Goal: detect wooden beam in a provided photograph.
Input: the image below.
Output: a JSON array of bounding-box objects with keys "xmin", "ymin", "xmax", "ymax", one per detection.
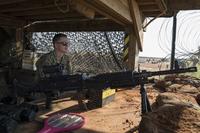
[
  {"xmin": 155, "ymin": 0, "xmax": 167, "ymax": 11},
  {"xmin": 137, "ymin": 0, "xmax": 167, "ymax": 17},
  {"xmin": 142, "ymin": 11, "xmax": 171, "ymax": 17},
  {"xmin": 138, "ymin": 1, "xmax": 155, "ymax": 6},
  {"xmin": 0, "ymin": 0, "xmax": 95, "ymax": 20},
  {"xmin": 167, "ymin": 0, "xmax": 200, "ymax": 10},
  {"xmin": 0, "ymin": 20, "xmax": 21, "ymax": 28},
  {"xmin": 84, "ymin": 0, "xmax": 132, "ymax": 25},
  {"xmin": 0, "ymin": 13, "xmax": 25, "ymax": 27},
  {"xmin": 0, "ymin": 1, "xmax": 56, "ymax": 12},
  {"xmin": 0, "ymin": 0, "xmax": 28, "ymax": 5},
  {"xmin": 6, "ymin": 7, "xmax": 67, "ymax": 16},
  {"xmin": 128, "ymin": 0, "xmax": 143, "ymax": 51},
  {"xmin": 140, "ymin": 4, "xmax": 160, "ymax": 12},
  {"xmin": 71, "ymin": 0, "xmax": 95, "ymax": 19},
  {"xmin": 119, "ymin": 0, "xmax": 129, "ymax": 8},
  {"xmin": 26, "ymin": 19, "xmax": 124, "ymax": 32},
  {"xmin": 143, "ymin": 11, "xmax": 167, "ymax": 17},
  {"xmin": 20, "ymin": 13, "xmax": 85, "ymax": 21}
]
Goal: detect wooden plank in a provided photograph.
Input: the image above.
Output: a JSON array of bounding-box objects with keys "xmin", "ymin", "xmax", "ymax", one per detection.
[
  {"xmin": 20, "ymin": 13, "xmax": 84, "ymax": 21},
  {"xmin": 0, "ymin": 21, "xmax": 21, "ymax": 28},
  {"xmin": 138, "ymin": 1, "xmax": 155, "ymax": 6},
  {"xmin": 140, "ymin": 4, "xmax": 160, "ymax": 12},
  {"xmin": 0, "ymin": 13, "xmax": 25, "ymax": 27},
  {"xmin": 0, "ymin": 13, "xmax": 23, "ymax": 21},
  {"xmin": 143, "ymin": 11, "xmax": 167, "ymax": 17},
  {"xmin": 26, "ymin": 19, "xmax": 124, "ymax": 32},
  {"xmin": 0, "ymin": 1, "xmax": 56, "ymax": 12},
  {"xmin": 128, "ymin": 0, "xmax": 143, "ymax": 51},
  {"xmin": 138, "ymin": 0, "xmax": 167, "ymax": 16},
  {"xmin": 6, "ymin": 7, "xmax": 67, "ymax": 16},
  {"xmin": 167, "ymin": 0, "xmax": 200, "ymax": 10},
  {"xmin": 24, "ymin": 13, "xmax": 104, "ymax": 22},
  {"xmin": 119, "ymin": 0, "xmax": 129, "ymax": 8},
  {"xmin": 94, "ymin": 0, "xmax": 132, "ymax": 22},
  {"xmin": 155, "ymin": 0, "xmax": 167, "ymax": 11},
  {"xmin": 0, "ymin": 0, "xmax": 28, "ymax": 5},
  {"xmin": 71, "ymin": 0, "xmax": 95, "ymax": 19},
  {"xmin": 84, "ymin": 0, "xmax": 132, "ymax": 25}
]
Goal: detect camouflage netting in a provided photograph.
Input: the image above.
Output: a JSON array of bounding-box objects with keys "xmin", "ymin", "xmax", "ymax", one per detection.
[{"xmin": 31, "ymin": 32, "xmax": 125, "ymax": 74}]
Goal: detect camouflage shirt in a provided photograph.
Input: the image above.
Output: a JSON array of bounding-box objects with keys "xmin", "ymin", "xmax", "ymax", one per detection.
[{"xmin": 36, "ymin": 51, "xmax": 71, "ymax": 79}]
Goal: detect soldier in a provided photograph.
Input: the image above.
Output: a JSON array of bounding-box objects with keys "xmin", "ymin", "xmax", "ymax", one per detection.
[
  {"xmin": 36, "ymin": 33, "xmax": 71, "ymax": 78},
  {"xmin": 35, "ymin": 33, "xmax": 72, "ymax": 109},
  {"xmin": 36, "ymin": 33, "xmax": 87, "ymax": 110}
]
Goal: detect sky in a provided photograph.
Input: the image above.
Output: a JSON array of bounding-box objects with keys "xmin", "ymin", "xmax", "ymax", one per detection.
[
  {"xmin": 139, "ymin": 10, "xmax": 200, "ymax": 58},
  {"xmin": 140, "ymin": 18, "xmax": 168, "ymax": 58}
]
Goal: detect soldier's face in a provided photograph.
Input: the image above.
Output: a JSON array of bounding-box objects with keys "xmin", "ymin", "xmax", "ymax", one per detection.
[{"xmin": 54, "ymin": 37, "xmax": 69, "ymax": 53}]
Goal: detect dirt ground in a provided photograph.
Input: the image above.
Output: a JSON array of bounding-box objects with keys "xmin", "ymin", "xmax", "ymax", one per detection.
[
  {"xmin": 16, "ymin": 86, "xmax": 159, "ymax": 133},
  {"xmin": 16, "ymin": 74, "xmax": 200, "ymax": 133},
  {"xmin": 75, "ymin": 89, "xmax": 143, "ymax": 133},
  {"xmin": 15, "ymin": 63, "xmax": 200, "ymax": 133}
]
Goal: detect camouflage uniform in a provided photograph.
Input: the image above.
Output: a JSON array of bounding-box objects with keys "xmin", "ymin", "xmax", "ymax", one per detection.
[
  {"xmin": 36, "ymin": 51, "xmax": 87, "ymax": 110},
  {"xmin": 36, "ymin": 51, "xmax": 71, "ymax": 79}
]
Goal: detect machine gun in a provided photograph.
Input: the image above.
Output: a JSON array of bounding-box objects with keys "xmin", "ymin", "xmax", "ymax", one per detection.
[{"xmin": 15, "ymin": 65, "xmax": 197, "ymax": 113}]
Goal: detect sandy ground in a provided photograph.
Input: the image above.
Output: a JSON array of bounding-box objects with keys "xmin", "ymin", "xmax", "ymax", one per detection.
[
  {"xmin": 16, "ymin": 86, "xmax": 159, "ymax": 133},
  {"xmin": 15, "ymin": 63, "xmax": 199, "ymax": 133},
  {"xmin": 139, "ymin": 62, "xmax": 169, "ymax": 71}
]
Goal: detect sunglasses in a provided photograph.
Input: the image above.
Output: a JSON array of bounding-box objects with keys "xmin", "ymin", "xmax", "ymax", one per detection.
[{"xmin": 56, "ymin": 42, "xmax": 69, "ymax": 46}]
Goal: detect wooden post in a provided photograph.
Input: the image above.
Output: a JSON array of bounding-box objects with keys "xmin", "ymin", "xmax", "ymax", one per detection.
[
  {"xmin": 128, "ymin": 29, "xmax": 139, "ymax": 70},
  {"xmin": 125, "ymin": 28, "xmax": 139, "ymax": 70},
  {"xmin": 128, "ymin": 0, "xmax": 143, "ymax": 51},
  {"xmin": 16, "ymin": 28, "xmax": 23, "ymax": 59}
]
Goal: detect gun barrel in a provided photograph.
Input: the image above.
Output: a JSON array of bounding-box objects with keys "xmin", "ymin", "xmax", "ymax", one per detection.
[
  {"xmin": 85, "ymin": 67, "xmax": 198, "ymax": 89},
  {"xmin": 147, "ymin": 67, "xmax": 197, "ymax": 77},
  {"xmin": 18, "ymin": 67, "xmax": 197, "ymax": 92}
]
